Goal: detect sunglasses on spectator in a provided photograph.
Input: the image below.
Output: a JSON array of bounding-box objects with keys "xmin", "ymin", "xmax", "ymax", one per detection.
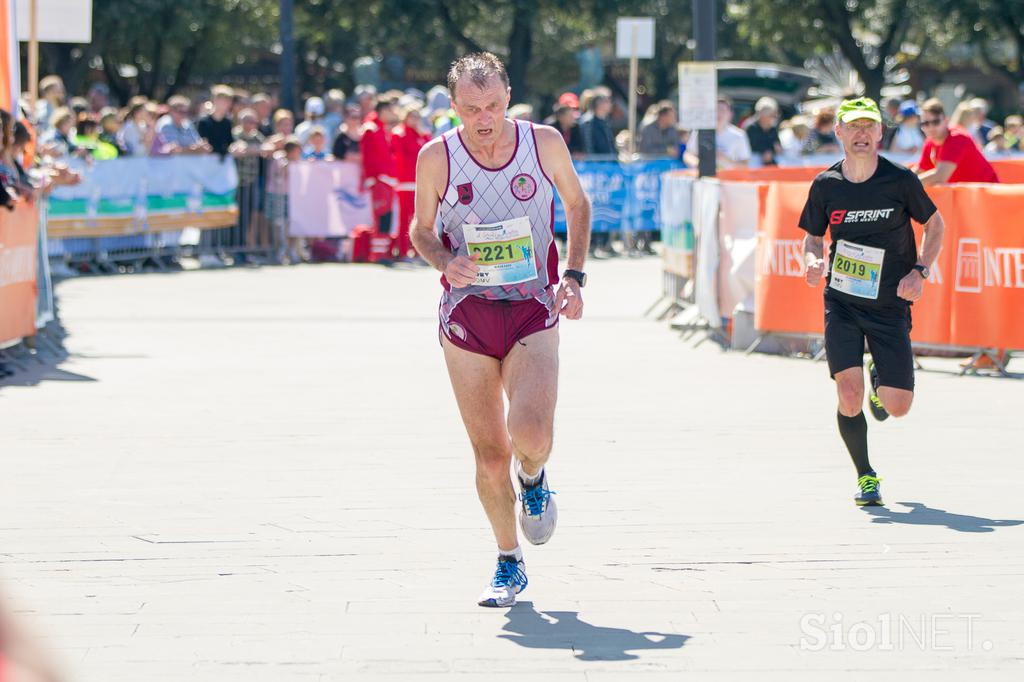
[{"xmin": 920, "ymin": 119, "xmax": 942, "ymax": 127}]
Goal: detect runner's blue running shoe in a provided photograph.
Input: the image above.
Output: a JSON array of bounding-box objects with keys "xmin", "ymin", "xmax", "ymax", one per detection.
[
  {"xmin": 478, "ymin": 555, "xmax": 528, "ymax": 608},
  {"xmin": 855, "ymin": 473, "xmax": 883, "ymax": 506}
]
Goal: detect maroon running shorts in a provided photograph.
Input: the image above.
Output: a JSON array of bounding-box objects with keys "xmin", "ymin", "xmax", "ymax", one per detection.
[{"xmin": 440, "ymin": 295, "xmax": 557, "ymax": 360}]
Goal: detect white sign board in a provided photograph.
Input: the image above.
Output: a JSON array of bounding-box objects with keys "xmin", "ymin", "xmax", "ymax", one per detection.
[
  {"xmin": 678, "ymin": 62, "xmax": 717, "ymax": 130},
  {"xmin": 16, "ymin": 0, "xmax": 92, "ymax": 43},
  {"xmin": 616, "ymin": 17, "xmax": 655, "ymax": 59}
]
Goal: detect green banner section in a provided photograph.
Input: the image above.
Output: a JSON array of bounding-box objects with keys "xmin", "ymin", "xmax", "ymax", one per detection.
[
  {"xmin": 49, "ymin": 192, "xmax": 237, "ymax": 218},
  {"xmin": 47, "ymin": 155, "xmax": 240, "ymax": 226}
]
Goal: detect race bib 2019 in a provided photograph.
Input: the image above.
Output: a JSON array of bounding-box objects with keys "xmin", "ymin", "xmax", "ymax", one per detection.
[{"xmin": 830, "ymin": 239, "xmax": 884, "ymax": 299}]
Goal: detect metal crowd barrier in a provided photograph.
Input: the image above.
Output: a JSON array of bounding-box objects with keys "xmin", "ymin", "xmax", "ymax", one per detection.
[{"xmin": 47, "ymin": 155, "xmax": 291, "ymax": 273}]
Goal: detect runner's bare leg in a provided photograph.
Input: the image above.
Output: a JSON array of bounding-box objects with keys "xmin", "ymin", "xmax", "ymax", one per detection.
[
  {"xmin": 442, "ymin": 335, "xmax": 519, "ymax": 551},
  {"xmin": 502, "ymin": 326, "xmax": 559, "ymax": 478}
]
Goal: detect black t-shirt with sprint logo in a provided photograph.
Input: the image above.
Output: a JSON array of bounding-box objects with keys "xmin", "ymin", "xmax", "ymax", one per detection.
[{"xmin": 798, "ymin": 156, "xmax": 937, "ymax": 309}]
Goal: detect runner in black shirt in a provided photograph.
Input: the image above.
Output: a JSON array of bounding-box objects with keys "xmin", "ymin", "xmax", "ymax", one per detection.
[{"xmin": 798, "ymin": 97, "xmax": 945, "ymax": 506}]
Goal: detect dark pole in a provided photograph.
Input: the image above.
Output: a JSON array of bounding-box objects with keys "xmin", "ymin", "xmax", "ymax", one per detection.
[
  {"xmin": 693, "ymin": 0, "xmax": 716, "ymax": 177},
  {"xmin": 279, "ymin": 0, "xmax": 296, "ymax": 113}
]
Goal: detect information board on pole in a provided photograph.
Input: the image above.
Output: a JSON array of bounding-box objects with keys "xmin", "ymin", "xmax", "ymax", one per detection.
[
  {"xmin": 615, "ymin": 17, "xmax": 655, "ymax": 59},
  {"xmin": 17, "ymin": 0, "xmax": 92, "ymax": 43},
  {"xmin": 617, "ymin": 17, "xmax": 655, "ymax": 157},
  {"xmin": 678, "ymin": 61, "xmax": 717, "ymax": 130}
]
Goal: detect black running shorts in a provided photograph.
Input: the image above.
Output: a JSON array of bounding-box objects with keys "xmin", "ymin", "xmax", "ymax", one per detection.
[{"xmin": 823, "ymin": 296, "xmax": 915, "ymax": 391}]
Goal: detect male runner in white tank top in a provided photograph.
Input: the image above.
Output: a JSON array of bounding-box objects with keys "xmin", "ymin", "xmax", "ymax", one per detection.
[{"xmin": 411, "ymin": 53, "xmax": 592, "ymax": 607}]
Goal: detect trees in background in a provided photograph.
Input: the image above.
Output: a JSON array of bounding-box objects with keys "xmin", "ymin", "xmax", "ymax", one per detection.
[{"xmin": 34, "ymin": 0, "xmax": 1023, "ymax": 109}]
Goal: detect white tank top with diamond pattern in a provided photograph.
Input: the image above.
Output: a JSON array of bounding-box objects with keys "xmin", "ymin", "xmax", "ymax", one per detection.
[{"xmin": 438, "ymin": 119, "xmax": 557, "ymax": 321}]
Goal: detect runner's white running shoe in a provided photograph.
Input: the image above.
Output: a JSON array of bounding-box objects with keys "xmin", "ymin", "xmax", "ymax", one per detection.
[{"xmin": 478, "ymin": 555, "xmax": 528, "ymax": 608}]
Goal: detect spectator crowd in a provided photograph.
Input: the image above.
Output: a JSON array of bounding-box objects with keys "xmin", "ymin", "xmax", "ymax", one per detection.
[{"xmin": 20, "ymin": 72, "xmax": 1024, "ymax": 264}]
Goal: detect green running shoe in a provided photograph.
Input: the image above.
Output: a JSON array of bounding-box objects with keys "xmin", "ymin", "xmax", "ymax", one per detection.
[
  {"xmin": 855, "ymin": 473, "xmax": 883, "ymax": 506},
  {"xmin": 867, "ymin": 361, "xmax": 889, "ymax": 422}
]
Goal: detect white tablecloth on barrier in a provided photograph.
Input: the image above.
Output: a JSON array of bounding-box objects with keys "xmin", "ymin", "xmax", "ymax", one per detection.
[
  {"xmin": 717, "ymin": 182, "xmax": 760, "ymax": 318},
  {"xmin": 693, "ymin": 178, "xmax": 721, "ymax": 328}
]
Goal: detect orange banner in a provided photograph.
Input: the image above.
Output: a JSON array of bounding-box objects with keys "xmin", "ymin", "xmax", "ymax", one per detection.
[
  {"xmin": 754, "ymin": 182, "xmax": 822, "ymax": 335},
  {"xmin": 722, "ymin": 159, "xmax": 1024, "ymax": 185},
  {"xmin": 0, "ymin": 203, "xmax": 39, "ymax": 345},
  {"xmin": 991, "ymin": 158, "xmax": 1024, "ymax": 184},
  {"xmin": 947, "ymin": 185, "xmax": 1024, "ymax": 349},
  {"xmin": 0, "ymin": 0, "xmax": 14, "ymax": 113},
  {"xmin": 718, "ymin": 166, "xmax": 823, "ymax": 183},
  {"xmin": 754, "ymin": 181, "xmax": 1024, "ymax": 349}
]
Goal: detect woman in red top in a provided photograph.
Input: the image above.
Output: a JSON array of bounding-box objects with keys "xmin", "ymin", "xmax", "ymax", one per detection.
[
  {"xmin": 391, "ymin": 104, "xmax": 432, "ymax": 260},
  {"xmin": 916, "ymin": 98, "xmax": 999, "ymax": 186}
]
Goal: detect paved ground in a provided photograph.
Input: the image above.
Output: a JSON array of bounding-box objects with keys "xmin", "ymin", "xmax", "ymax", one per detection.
[{"xmin": 2, "ymin": 257, "xmax": 1023, "ymax": 681}]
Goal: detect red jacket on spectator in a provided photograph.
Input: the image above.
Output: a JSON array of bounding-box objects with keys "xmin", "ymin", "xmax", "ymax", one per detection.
[
  {"xmin": 360, "ymin": 112, "xmax": 397, "ymax": 218},
  {"xmin": 391, "ymin": 123, "xmax": 430, "ymax": 259},
  {"xmin": 391, "ymin": 123, "xmax": 430, "ymax": 185}
]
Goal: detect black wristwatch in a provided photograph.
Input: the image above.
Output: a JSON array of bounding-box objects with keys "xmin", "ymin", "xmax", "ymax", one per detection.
[
  {"xmin": 563, "ymin": 269, "xmax": 587, "ymax": 287},
  {"xmin": 912, "ymin": 264, "xmax": 929, "ymax": 279}
]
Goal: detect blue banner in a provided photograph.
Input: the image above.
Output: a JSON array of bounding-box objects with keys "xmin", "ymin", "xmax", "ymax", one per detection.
[{"xmin": 554, "ymin": 158, "xmax": 683, "ymax": 234}]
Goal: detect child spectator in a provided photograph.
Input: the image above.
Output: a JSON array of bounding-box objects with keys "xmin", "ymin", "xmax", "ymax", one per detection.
[
  {"xmin": 118, "ymin": 98, "xmax": 156, "ymax": 157},
  {"xmin": 984, "ymin": 127, "xmax": 1011, "ymax": 156},
  {"xmin": 73, "ymin": 116, "xmax": 118, "ymax": 160},
  {"xmin": 230, "ymin": 108, "xmax": 267, "ymax": 260},
  {"xmin": 270, "ymin": 138, "xmax": 305, "ymax": 262},
  {"xmin": 303, "ymin": 127, "xmax": 330, "ymax": 160},
  {"xmin": 98, "ymin": 108, "xmax": 126, "ymax": 156},
  {"xmin": 266, "ymin": 137, "xmax": 304, "ymax": 263},
  {"xmin": 1003, "ymin": 115, "xmax": 1022, "ymax": 151},
  {"xmin": 39, "ymin": 107, "xmax": 80, "ymax": 158},
  {"xmin": 888, "ymin": 101, "xmax": 925, "ymax": 156}
]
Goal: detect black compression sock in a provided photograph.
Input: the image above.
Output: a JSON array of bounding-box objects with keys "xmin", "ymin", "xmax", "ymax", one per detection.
[{"xmin": 837, "ymin": 411, "xmax": 873, "ymax": 477}]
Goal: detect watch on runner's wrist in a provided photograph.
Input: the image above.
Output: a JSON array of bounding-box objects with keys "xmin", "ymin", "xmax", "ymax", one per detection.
[
  {"xmin": 913, "ymin": 264, "xmax": 929, "ymax": 279},
  {"xmin": 563, "ymin": 270, "xmax": 587, "ymax": 287}
]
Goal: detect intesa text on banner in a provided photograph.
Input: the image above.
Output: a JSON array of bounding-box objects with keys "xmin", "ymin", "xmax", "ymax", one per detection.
[
  {"xmin": 948, "ymin": 184, "xmax": 1024, "ymax": 349},
  {"xmin": 752, "ymin": 181, "xmax": 1024, "ymax": 349},
  {"xmin": 754, "ymin": 181, "xmax": 823, "ymax": 335}
]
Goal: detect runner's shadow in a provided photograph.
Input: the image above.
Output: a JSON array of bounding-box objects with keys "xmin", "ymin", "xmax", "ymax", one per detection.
[
  {"xmin": 498, "ymin": 601, "xmax": 689, "ymax": 661},
  {"xmin": 862, "ymin": 501, "xmax": 1024, "ymax": 533}
]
